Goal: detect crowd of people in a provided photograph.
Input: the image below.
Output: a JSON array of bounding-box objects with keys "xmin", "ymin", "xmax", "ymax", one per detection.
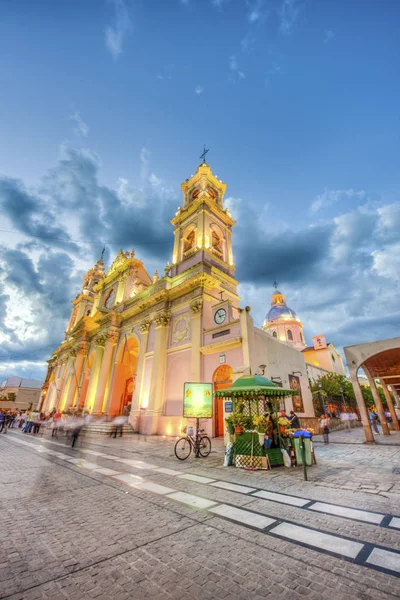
[{"xmin": 0, "ymin": 407, "xmax": 129, "ymax": 445}]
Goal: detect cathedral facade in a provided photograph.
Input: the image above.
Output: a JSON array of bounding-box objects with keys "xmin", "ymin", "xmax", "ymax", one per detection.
[{"xmin": 41, "ymin": 162, "xmax": 316, "ymax": 436}]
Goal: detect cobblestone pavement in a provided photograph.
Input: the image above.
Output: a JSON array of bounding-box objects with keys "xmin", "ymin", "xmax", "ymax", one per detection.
[{"xmin": 1, "ymin": 428, "xmax": 400, "ymax": 600}]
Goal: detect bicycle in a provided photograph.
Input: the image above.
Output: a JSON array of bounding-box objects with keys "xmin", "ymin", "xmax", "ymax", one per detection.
[{"xmin": 174, "ymin": 424, "xmax": 212, "ymax": 460}]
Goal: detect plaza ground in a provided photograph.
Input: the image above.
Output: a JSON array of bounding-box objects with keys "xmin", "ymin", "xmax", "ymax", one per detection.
[{"xmin": 1, "ymin": 427, "xmax": 400, "ymax": 600}]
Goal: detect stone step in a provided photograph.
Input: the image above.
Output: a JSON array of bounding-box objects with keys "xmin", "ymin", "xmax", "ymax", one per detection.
[{"xmin": 84, "ymin": 422, "xmax": 135, "ymax": 435}]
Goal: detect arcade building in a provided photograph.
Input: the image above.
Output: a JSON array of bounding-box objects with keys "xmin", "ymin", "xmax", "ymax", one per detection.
[{"xmin": 41, "ymin": 162, "xmax": 330, "ymax": 437}]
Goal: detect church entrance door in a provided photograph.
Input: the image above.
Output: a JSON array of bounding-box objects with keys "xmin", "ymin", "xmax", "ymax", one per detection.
[{"xmin": 213, "ymin": 365, "xmax": 233, "ymax": 437}]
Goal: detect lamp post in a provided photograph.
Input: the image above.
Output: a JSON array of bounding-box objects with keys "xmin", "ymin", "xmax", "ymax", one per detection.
[
  {"xmin": 340, "ymin": 386, "xmax": 346, "ymax": 411},
  {"xmin": 318, "ymin": 381, "xmax": 325, "ymax": 415}
]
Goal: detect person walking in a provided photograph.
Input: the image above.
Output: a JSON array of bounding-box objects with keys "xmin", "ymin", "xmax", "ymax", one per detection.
[
  {"xmin": 0, "ymin": 411, "xmax": 8, "ymax": 434},
  {"xmin": 369, "ymin": 410, "xmax": 379, "ymax": 434},
  {"xmin": 319, "ymin": 414, "xmax": 331, "ymax": 443}
]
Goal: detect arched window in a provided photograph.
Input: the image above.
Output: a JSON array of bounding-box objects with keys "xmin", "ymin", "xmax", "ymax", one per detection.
[
  {"xmin": 183, "ymin": 229, "xmax": 195, "ymax": 254},
  {"xmin": 300, "ymin": 331, "xmax": 304, "ymax": 342},
  {"xmin": 287, "ymin": 329, "xmax": 293, "ymax": 341},
  {"xmin": 212, "ymin": 230, "xmax": 223, "ymax": 256},
  {"xmin": 207, "ymin": 188, "xmax": 216, "ymax": 201},
  {"xmin": 272, "ymin": 331, "xmax": 277, "ymax": 338},
  {"xmin": 331, "ymin": 354, "xmax": 336, "ymax": 363},
  {"xmin": 105, "ymin": 288, "xmax": 116, "ymax": 309},
  {"xmin": 192, "ymin": 189, "xmax": 199, "ymax": 200}
]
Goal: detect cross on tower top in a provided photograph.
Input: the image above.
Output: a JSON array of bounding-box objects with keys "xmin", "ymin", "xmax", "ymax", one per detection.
[
  {"xmin": 200, "ymin": 144, "xmax": 209, "ymax": 163},
  {"xmin": 273, "ymin": 280, "xmax": 278, "ymax": 290}
]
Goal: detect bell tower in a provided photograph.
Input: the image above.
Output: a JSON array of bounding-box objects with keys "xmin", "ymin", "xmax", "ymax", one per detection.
[
  {"xmin": 66, "ymin": 256, "xmax": 105, "ymax": 333},
  {"xmin": 170, "ymin": 161, "xmax": 236, "ymax": 278}
]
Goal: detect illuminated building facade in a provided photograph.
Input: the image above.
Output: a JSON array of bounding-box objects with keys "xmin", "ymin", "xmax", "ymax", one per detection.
[{"xmin": 41, "ymin": 162, "xmax": 315, "ymax": 436}]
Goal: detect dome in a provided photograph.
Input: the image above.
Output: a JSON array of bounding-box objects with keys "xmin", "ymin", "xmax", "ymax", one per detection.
[{"xmin": 266, "ymin": 304, "xmax": 301, "ymax": 323}]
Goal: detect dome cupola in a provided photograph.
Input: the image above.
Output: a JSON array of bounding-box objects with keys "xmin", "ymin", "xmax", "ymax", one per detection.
[{"xmin": 262, "ymin": 284, "xmax": 306, "ymax": 350}]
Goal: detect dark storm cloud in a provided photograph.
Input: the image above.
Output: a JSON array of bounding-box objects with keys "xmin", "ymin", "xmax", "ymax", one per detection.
[
  {"xmin": 0, "ymin": 247, "xmax": 82, "ymax": 369},
  {"xmin": 0, "ymin": 176, "xmax": 80, "ymax": 253},
  {"xmin": 41, "ymin": 147, "xmax": 177, "ymax": 261},
  {"xmin": 234, "ymin": 218, "xmax": 332, "ymax": 284}
]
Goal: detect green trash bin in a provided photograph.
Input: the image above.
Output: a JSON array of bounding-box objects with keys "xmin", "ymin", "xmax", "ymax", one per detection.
[{"xmin": 292, "ymin": 438, "xmax": 313, "ymax": 466}]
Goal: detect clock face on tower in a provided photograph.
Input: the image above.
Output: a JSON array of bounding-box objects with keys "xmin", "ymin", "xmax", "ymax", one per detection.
[{"xmin": 214, "ymin": 308, "xmax": 227, "ymax": 325}]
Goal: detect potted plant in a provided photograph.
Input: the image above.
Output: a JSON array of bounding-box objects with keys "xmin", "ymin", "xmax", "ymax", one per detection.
[
  {"xmin": 232, "ymin": 412, "xmax": 244, "ymax": 434},
  {"xmin": 225, "ymin": 415, "xmax": 235, "ymax": 435},
  {"xmin": 253, "ymin": 415, "xmax": 266, "ymax": 445}
]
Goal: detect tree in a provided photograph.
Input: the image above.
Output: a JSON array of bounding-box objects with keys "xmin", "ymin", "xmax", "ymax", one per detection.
[{"xmin": 310, "ymin": 373, "xmax": 357, "ymax": 414}]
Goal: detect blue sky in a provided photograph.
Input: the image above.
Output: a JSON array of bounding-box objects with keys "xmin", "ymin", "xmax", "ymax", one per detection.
[{"xmin": 0, "ymin": 0, "xmax": 399, "ymax": 380}]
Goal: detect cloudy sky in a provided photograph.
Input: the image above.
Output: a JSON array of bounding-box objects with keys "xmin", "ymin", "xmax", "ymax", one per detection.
[{"xmin": 0, "ymin": 0, "xmax": 399, "ymax": 381}]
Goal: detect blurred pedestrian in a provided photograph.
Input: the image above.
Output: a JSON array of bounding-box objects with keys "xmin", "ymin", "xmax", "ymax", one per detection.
[
  {"xmin": 369, "ymin": 410, "xmax": 379, "ymax": 434},
  {"xmin": 319, "ymin": 414, "xmax": 331, "ymax": 443},
  {"xmin": 111, "ymin": 415, "xmax": 127, "ymax": 438}
]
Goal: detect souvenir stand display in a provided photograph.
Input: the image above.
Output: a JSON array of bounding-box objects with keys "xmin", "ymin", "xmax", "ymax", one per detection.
[{"xmin": 216, "ymin": 374, "xmax": 316, "ymax": 470}]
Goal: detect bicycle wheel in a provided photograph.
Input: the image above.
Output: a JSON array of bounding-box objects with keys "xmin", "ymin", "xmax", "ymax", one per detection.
[
  {"xmin": 174, "ymin": 437, "xmax": 192, "ymax": 460},
  {"xmin": 198, "ymin": 435, "xmax": 211, "ymax": 457}
]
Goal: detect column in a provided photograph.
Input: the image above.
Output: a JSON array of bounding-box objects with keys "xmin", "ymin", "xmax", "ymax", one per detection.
[
  {"xmin": 190, "ymin": 300, "xmax": 203, "ymax": 381},
  {"xmin": 93, "ymin": 330, "xmax": 119, "ymax": 414},
  {"xmin": 349, "ymin": 368, "xmax": 374, "ymax": 443},
  {"xmin": 65, "ymin": 343, "xmax": 88, "ymax": 409},
  {"xmin": 141, "ymin": 311, "xmax": 170, "ymax": 434},
  {"xmin": 84, "ymin": 335, "xmax": 106, "ymax": 413},
  {"xmin": 381, "ymin": 381, "xmax": 400, "ymax": 430},
  {"xmin": 129, "ymin": 320, "xmax": 150, "ymax": 430},
  {"xmin": 132, "ymin": 320, "xmax": 150, "ymax": 412},
  {"xmin": 116, "ymin": 274, "xmax": 127, "ymax": 304},
  {"xmin": 54, "ymin": 359, "xmax": 68, "ymax": 410},
  {"xmin": 364, "ymin": 367, "xmax": 390, "ymax": 435},
  {"xmin": 172, "ymin": 226, "xmax": 181, "ymax": 265},
  {"xmin": 392, "ymin": 387, "xmax": 400, "ymax": 408}
]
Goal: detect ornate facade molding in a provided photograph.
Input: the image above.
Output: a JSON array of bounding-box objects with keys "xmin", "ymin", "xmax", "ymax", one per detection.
[
  {"xmin": 106, "ymin": 329, "xmax": 120, "ymax": 344},
  {"xmin": 172, "ymin": 313, "xmax": 190, "ymax": 344},
  {"xmin": 95, "ymin": 333, "xmax": 108, "ymax": 347},
  {"xmin": 140, "ymin": 319, "xmax": 151, "ymax": 333},
  {"xmin": 190, "ymin": 299, "xmax": 203, "ymax": 314},
  {"xmin": 77, "ymin": 342, "xmax": 89, "ymax": 356},
  {"xmin": 154, "ymin": 311, "xmax": 171, "ymax": 328}
]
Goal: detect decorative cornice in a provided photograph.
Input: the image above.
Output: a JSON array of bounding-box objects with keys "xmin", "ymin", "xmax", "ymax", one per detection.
[{"xmin": 200, "ymin": 336, "xmax": 242, "ymax": 355}]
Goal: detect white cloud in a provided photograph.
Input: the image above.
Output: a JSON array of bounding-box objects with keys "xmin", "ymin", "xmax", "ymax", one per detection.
[
  {"xmin": 278, "ymin": 0, "xmax": 300, "ymax": 35},
  {"xmin": 372, "ymin": 244, "xmax": 400, "ymax": 280},
  {"xmin": 311, "ymin": 188, "xmax": 366, "ymax": 213},
  {"xmin": 229, "ymin": 55, "xmax": 245, "ymax": 80},
  {"xmin": 324, "ymin": 30, "xmax": 335, "ymax": 44},
  {"xmin": 69, "ymin": 111, "xmax": 89, "ymax": 138},
  {"xmin": 140, "ymin": 146, "xmax": 151, "ymax": 181},
  {"xmin": 246, "ymin": 0, "xmax": 266, "ymax": 23},
  {"xmin": 105, "ymin": 0, "xmax": 132, "ymax": 60},
  {"xmin": 195, "ymin": 85, "xmax": 204, "ymax": 95}
]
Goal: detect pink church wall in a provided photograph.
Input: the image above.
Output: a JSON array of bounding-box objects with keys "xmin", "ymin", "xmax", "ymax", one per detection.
[
  {"xmin": 203, "ymin": 321, "xmax": 241, "ymax": 346},
  {"xmin": 164, "ymin": 350, "xmax": 191, "ymax": 415},
  {"xmin": 203, "ymin": 346, "xmax": 243, "ymax": 384}
]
